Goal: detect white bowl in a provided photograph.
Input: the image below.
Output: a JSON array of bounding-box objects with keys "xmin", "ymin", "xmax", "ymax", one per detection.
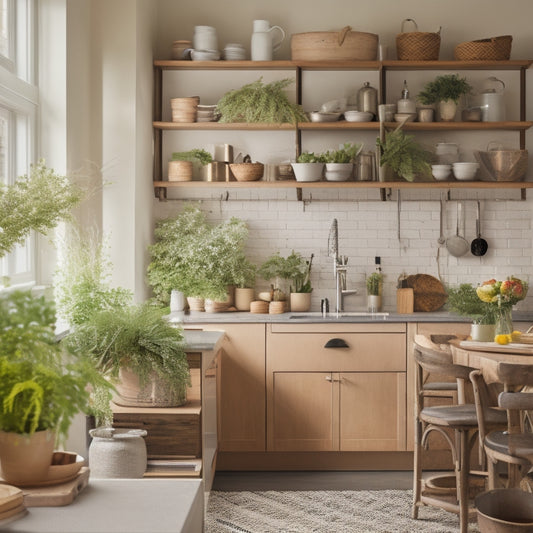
[
  {"xmin": 394, "ymin": 113, "xmax": 416, "ymax": 123},
  {"xmin": 452, "ymin": 162, "xmax": 479, "ymax": 181},
  {"xmin": 191, "ymin": 49, "xmax": 220, "ymax": 61},
  {"xmin": 309, "ymin": 112, "xmax": 341, "ymax": 123},
  {"xmin": 431, "ymin": 164, "xmax": 452, "ymax": 181},
  {"xmin": 344, "ymin": 110, "xmax": 373, "ymax": 122}
]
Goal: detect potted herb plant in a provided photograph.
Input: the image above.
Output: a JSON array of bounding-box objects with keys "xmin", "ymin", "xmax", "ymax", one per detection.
[
  {"xmin": 366, "ymin": 271, "xmax": 383, "ymax": 313},
  {"xmin": 233, "ymin": 261, "xmax": 258, "ymax": 311},
  {"xmin": 447, "ymin": 283, "xmax": 497, "ymax": 341},
  {"xmin": 64, "ymin": 303, "xmax": 190, "ymax": 408},
  {"xmin": 417, "ymin": 74, "xmax": 472, "ymax": 122},
  {"xmin": 377, "ymin": 129, "xmax": 432, "ymax": 182},
  {"xmin": 0, "ymin": 290, "xmax": 111, "ymax": 485},
  {"xmin": 291, "ymin": 151, "xmax": 326, "ymax": 182},
  {"xmin": 323, "ymin": 142, "xmax": 363, "ymax": 181},
  {"xmin": 170, "ymin": 148, "xmax": 213, "ymax": 181},
  {"xmin": 288, "ymin": 252, "xmax": 314, "ymax": 312},
  {"xmin": 148, "ymin": 206, "xmax": 254, "ymax": 311}
]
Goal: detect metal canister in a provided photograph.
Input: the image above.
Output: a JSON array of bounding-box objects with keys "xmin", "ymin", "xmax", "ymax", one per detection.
[
  {"xmin": 356, "ymin": 81, "xmax": 378, "ymax": 117},
  {"xmin": 356, "ymin": 151, "xmax": 376, "ymax": 181}
]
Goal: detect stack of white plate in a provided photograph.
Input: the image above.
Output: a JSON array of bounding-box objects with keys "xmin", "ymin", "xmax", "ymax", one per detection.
[
  {"xmin": 223, "ymin": 43, "xmax": 246, "ymax": 60},
  {"xmin": 196, "ymin": 104, "xmax": 219, "ymax": 122}
]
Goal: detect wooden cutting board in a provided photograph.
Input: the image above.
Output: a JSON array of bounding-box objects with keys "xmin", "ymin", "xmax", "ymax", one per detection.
[
  {"xmin": 21, "ymin": 467, "xmax": 89, "ymax": 507},
  {"xmin": 405, "ymin": 274, "xmax": 447, "ymax": 312}
]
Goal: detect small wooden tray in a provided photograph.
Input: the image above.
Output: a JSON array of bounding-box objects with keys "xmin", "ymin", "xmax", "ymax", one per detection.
[{"xmin": 22, "ymin": 467, "xmax": 90, "ymax": 507}]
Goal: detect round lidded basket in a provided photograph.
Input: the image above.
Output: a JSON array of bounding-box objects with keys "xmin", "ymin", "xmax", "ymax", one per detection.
[
  {"xmin": 454, "ymin": 35, "xmax": 512, "ymax": 61},
  {"xmin": 396, "ymin": 19, "xmax": 441, "ymax": 61},
  {"xmin": 229, "ymin": 162, "xmax": 264, "ymax": 182},
  {"xmin": 168, "ymin": 160, "xmax": 193, "ymax": 181}
]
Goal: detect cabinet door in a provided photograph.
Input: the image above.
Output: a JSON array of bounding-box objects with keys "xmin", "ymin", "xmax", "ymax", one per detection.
[
  {"xmin": 269, "ymin": 372, "xmax": 335, "ymax": 452},
  {"xmin": 194, "ymin": 323, "xmax": 266, "ymax": 452},
  {"xmin": 339, "ymin": 372, "xmax": 406, "ymax": 452}
]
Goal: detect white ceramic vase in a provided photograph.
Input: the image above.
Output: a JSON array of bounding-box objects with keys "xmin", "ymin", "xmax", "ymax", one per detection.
[{"xmin": 438, "ymin": 99, "xmax": 457, "ymax": 122}]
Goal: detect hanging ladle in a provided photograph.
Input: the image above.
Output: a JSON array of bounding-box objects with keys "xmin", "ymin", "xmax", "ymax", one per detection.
[
  {"xmin": 471, "ymin": 200, "xmax": 488, "ymax": 256},
  {"xmin": 446, "ymin": 201, "xmax": 469, "ymax": 257}
]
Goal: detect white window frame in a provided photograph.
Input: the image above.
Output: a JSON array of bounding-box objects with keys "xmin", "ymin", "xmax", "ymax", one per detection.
[{"xmin": 0, "ymin": 0, "xmax": 37, "ymax": 290}]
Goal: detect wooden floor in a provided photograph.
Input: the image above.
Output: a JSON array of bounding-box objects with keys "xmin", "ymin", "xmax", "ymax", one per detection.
[{"xmin": 212, "ymin": 470, "xmax": 414, "ymax": 491}]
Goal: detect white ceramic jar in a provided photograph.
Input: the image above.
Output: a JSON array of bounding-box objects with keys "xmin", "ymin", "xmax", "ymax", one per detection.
[
  {"xmin": 89, "ymin": 428, "xmax": 147, "ymax": 478},
  {"xmin": 193, "ymin": 25, "xmax": 218, "ymax": 51}
]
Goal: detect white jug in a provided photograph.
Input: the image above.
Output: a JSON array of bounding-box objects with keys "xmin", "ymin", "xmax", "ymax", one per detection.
[{"xmin": 251, "ymin": 20, "xmax": 285, "ymax": 61}]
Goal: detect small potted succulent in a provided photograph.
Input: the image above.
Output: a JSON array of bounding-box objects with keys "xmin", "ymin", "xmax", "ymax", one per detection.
[
  {"xmin": 323, "ymin": 142, "xmax": 363, "ymax": 181},
  {"xmin": 417, "ymin": 74, "xmax": 472, "ymax": 122},
  {"xmin": 366, "ymin": 271, "xmax": 384, "ymax": 313},
  {"xmin": 291, "ymin": 151, "xmax": 326, "ymax": 182}
]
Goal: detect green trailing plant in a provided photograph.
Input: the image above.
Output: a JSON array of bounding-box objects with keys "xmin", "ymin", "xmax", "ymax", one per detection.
[
  {"xmin": 323, "ymin": 142, "xmax": 363, "ymax": 163},
  {"xmin": 217, "ymin": 77, "xmax": 308, "ymax": 124},
  {"xmin": 54, "ymin": 226, "xmax": 133, "ymax": 326},
  {"xmin": 63, "ymin": 304, "xmax": 190, "ymax": 404},
  {"xmin": 366, "ymin": 272, "xmax": 383, "ymax": 296},
  {"xmin": 171, "ymin": 149, "xmax": 213, "ymax": 165},
  {"xmin": 259, "ymin": 251, "xmax": 314, "ymax": 294},
  {"xmin": 377, "ymin": 129, "xmax": 432, "ymax": 182},
  {"xmin": 0, "ymin": 160, "xmax": 83, "ymax": 258},
  {"xmin": 148, "ymin": 206, "xmax": 254, "ymax": 304},
  {"xmin": 418, "ymin": 74, "xmax": 473, "ymax": 105},
  {"xmin": 447, "ymin": 283, "xmax": 496, "ymax": 325},
  {"xmin": 296, "ymin": 152, "xmax": 326, "ymax": 163},
  {"xmin": 0, "ymin": 290, "xmax": 112, "ymax": 440}
]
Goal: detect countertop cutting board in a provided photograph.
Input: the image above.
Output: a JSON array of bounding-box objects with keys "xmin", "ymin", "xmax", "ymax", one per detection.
[
  {"xmin": 18, "ymin": 467, "xmax": 89, "ymax": 507},
  {"xmin": 459, "ymin": 340, "xmax": 533, "ymax": 356}
]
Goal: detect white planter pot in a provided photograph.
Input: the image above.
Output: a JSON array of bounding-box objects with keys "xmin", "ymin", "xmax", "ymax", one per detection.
[
  {"xmin": 291, "ymin": 162, "xmax": 324, "ymax": 182},
  {"xmin": 470, "ymin": 323, "xmax": 496, "ymax": 343},
  {"xmin": 367, "ymin": 294, "xmax": 382, "ymax": 313},
  {"xmin": 438, "ymin": 99, "xmax": 457, "ymax": 122},
  {"xmin": 325, "ymin": 163, "xmax": 353, "ymax": 181}
]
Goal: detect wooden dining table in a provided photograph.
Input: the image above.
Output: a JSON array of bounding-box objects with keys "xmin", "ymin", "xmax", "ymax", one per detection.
[{"xmin": 450, "ymin": 338, "xmax": 533, "ymax": 384}]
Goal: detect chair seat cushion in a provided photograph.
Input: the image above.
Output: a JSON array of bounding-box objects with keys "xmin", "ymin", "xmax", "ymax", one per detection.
[
  {"xmin": 485, "ymin": 431, "xmax": 533, "ymax": 461},
  {"xmin": 420, "ymin": 404, "xmax": 507, "ymax": 429}
]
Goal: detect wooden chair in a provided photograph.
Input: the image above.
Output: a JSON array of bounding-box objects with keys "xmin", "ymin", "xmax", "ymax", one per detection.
[
  {"xmin": 471, "ymin": 362, "xmax": 533, "ymax": 490},
  {"xmin": 412, "ymin": 335, "xmax": 507, "ymax": 533}
]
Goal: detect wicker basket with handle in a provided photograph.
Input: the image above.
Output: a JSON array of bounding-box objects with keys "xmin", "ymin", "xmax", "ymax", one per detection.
[
  {"xmin": 396, "ymin": 19, "xmax": 441, "ymax": 61},
  {"xmin": 454, "ymin": 35, "xmax": 512, "ymax": 61}
]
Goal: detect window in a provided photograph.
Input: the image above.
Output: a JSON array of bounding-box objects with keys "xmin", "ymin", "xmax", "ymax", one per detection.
[{"xmin": 0, "ymin": 0, "xmax": 37, "ymax": 288}]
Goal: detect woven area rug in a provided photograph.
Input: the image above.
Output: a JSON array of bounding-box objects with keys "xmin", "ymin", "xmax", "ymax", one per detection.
[{"xmin": 206, "ymin": 490, "xmax": 480, "ymax": 533}]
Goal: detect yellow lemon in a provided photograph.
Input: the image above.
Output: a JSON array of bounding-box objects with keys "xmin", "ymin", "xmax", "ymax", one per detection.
[
  {"xmin": 511, "ymin": 330, "xmax": 522, "ymax": 342},
  {"xmin": 495, "ymin": 334, "xmax": 510, "ymax": 345}
]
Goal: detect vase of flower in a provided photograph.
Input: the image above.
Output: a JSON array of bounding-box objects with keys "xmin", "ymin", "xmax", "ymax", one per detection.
[{"xmin": 495, "ymin": 305, "xmax": 514, "ymax": 337}]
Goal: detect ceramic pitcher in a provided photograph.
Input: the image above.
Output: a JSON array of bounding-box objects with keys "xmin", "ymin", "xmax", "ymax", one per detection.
[{"xmin": 251, "ymin": 20, "xmax": 285, "ymax": 61}]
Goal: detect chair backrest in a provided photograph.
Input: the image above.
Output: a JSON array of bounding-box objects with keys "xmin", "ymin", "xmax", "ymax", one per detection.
[{"xmin": 496, "ymin": 362, "xmax": 533, "ymax": 390}]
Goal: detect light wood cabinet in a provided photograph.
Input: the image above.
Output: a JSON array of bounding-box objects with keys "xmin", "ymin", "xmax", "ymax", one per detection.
[
  {"xmin": 192, "ymin": 323, "xmax": 266, "ymax": 452},
  {"xmin": 266, "ymin": 323, "xmax": 407, "ymax": 452}
]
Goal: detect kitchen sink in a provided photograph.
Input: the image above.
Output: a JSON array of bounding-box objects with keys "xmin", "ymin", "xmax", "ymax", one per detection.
[{"xmin": 289, "ymin": 312, "xmax": 389, "ymax": 319}]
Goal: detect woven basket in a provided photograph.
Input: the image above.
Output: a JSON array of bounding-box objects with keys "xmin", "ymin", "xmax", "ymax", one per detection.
[
  {"xmin": 454, "ymin": 35, "xmax": 512, "ymax": 61},
  {"xmin": 396, "ymin": 19, "xmax": 440, "ymax": 61},
  {"xmin": 229, "ymin": 163, "xmax": 264, "ymax": 182},
  {"xmin": 168, "ymin": 161, "xmax": 193, "ymax": 181}
]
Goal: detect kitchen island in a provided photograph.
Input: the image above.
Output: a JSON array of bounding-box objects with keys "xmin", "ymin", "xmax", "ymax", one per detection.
[{"xmin": 176, "ymin": 310, "xmax": 533, "ymax": 472}]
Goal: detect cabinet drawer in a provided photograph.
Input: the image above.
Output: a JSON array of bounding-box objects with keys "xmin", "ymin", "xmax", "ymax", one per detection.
[{"xmin": 267, "ymin": 331, "xmax": 406, "ymax": 372}]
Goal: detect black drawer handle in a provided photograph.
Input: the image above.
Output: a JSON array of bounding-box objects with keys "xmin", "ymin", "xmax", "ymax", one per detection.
[{"xmin": 324, "ymin": 338, "xmax": 349, "ymax": 349}]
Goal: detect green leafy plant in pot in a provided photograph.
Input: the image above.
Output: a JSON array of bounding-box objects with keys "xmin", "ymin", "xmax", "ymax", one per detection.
[
  {"xmin": 417, "ymin": 74, "xmax": 472, "ymax": 121},
  {"xmin": 0, "ymin": 290, "xmax": 112, "ymax": 486},
  {"xmin": 447, "ymin": 283, "xmax": 496, "ymax": 341},
  {"xmin": 170, "ymin": 149, "xmax": 213, "ymax": 181},
  {"xmin": 366, "ymin": 271, "xmax": 383, "ymax": 312},
  {"xmin": 64, "ymin": 303, "xmax": 190, "ymax": 408},
  {"xmin": 148, "ymin": 205, "xmax": 254, "ymax": 310}
]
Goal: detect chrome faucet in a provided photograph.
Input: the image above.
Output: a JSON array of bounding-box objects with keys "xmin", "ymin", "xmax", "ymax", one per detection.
[{"xmin": 328, "ymin": 219, "xmax": 357, "ymax": 313}]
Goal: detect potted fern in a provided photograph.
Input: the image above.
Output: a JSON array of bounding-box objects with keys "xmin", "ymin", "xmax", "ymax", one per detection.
[
  {"xmin": 0, "ymin": 290, "xmax": 111, "ymax": 486},
  {"xmin": 418, "ymin": 74, "xmax": 472, "ymax": 121}
]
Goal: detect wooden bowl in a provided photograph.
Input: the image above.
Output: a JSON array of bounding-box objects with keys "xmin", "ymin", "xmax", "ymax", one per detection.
[{"xmin": 229, "ymin": 163, "xmax": 264, "ymax": 182}]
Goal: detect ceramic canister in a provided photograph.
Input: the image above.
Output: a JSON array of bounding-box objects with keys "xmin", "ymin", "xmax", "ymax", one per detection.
[
  {"xmin": 88, "ymin": 428, "xmax": 147, "ymax": 478},
  {"xmin": 193, "ymin": 25, "xmax": 218, "ymax": 51}
]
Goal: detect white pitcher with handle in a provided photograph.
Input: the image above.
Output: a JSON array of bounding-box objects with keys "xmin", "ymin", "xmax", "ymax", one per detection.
[{"xmin": 251, "ymin": 20, "xmax": 285, "ymax": 61}]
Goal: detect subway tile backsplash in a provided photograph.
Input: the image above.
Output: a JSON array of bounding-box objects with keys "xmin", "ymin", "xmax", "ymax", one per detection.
[{"xmin": 154, "ymin": 188, "xmax": 533, "ymax": 312}]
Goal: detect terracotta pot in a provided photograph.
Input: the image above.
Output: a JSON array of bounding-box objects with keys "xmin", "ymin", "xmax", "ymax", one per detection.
[
  {"xmin": 290, "ymin": 292, "xmax": 312, "ymax": 312},
  {"xmin": 187, "ymin": 296, "xmax": 205, "ymax": 312},
  {"xmin": 114, "ymin": 367, "xmax": 187, "ymax": 408},
  {"xmin": 235, "ymin": 288, "xmax": 255, "ymax": 311},
  {"xmin": 0, "ymin": 429, "xmax": 55, "ymax": 485}
]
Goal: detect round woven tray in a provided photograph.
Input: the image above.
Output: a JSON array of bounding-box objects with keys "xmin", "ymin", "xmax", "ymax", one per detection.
[{"xmin": 405, "ymin": 274, "xmax": 447, "ymax": 312}]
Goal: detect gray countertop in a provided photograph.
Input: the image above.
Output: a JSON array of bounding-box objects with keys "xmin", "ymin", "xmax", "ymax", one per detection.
[{"xmin": 171, "ymin": 310, "xmax": 533, "ymax": 325}]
